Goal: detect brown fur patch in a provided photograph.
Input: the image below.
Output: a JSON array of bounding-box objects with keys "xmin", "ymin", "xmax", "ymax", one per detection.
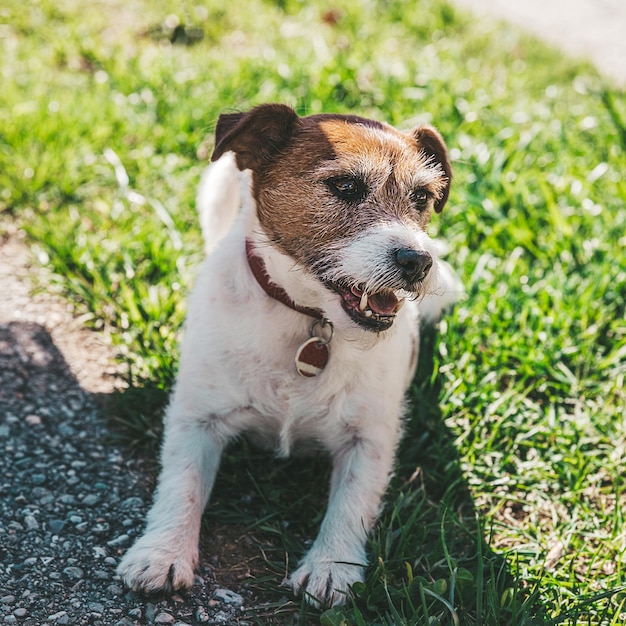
[
  {"xmin": 254, "ymin": 116, "xmax": 448, "ymax": 266},
  {"xmin": 210, "ymin": 104, "xmax": 451, "ymax": 267}
]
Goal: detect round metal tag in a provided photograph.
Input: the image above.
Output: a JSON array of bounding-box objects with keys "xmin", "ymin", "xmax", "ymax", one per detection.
[{"xmin": 295, "ymin": 337, "xmax": 330, "ymax": 378}]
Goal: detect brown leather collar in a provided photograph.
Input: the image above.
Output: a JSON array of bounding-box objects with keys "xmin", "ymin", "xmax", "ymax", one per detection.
[{"xmin": 245, "ymin": 240, "xmax": 324, "ymax": 320}]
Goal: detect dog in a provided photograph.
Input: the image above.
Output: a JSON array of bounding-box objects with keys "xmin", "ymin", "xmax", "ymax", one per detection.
[{"xmin": 117, "ymin": 103, "xmax": 461, "ymax": 607}]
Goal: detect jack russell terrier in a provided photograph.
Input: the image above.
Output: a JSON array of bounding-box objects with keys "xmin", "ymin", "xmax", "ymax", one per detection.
[{"xmin": 117, "ymin": 103, "xmax": 461, "ymax": 607}]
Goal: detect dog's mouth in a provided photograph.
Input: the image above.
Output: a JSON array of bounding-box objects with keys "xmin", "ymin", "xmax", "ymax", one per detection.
[{"xmin": 327, "ymin": 282, "xmax": 404, "ymax": 332}]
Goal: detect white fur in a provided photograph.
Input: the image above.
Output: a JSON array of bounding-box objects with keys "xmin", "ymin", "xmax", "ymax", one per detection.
[{"xmin": 117, "ymin": 154, "xmax": 461, "ymax": 607}]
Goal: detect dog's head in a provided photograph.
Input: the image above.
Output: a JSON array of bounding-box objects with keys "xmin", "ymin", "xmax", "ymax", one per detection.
[{"xmin": 212, "ymin": 104, "xmax": 451, "ymax": 332}]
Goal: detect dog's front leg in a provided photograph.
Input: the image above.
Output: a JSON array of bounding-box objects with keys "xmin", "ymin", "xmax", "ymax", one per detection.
[
  {"xmin": 289, "ymin": 432, "xmax": 397, "ymax": 607},
  {"xmin": 117, "ymin": 415, "xmax": 225, "ymax": 593}
]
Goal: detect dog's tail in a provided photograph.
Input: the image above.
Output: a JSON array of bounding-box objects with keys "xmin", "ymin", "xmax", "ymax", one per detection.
[{"xmin": 197, "ymin": 152, "xmax": 246, "ymax": 255}]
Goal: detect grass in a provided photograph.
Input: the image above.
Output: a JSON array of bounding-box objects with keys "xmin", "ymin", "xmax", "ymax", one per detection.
[{"xmin": 2, "ymin": 0, "xmax": 625, "ymax": 623}]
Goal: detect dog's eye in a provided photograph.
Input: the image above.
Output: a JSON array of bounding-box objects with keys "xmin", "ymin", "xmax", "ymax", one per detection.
[
  {"xmin": 411, "ymin": 188, "xmax": 431, "ymax": 210},
  {"xmin": 326, "ymin": 176, "xmax": 365, "ymax": 201}
]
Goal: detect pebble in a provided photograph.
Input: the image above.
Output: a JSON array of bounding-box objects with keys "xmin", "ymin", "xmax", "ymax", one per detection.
[
  {"xmin": 93, "ymin": 545, "xmax": 107, "ymax": 558},
  {"xmin": 81, "ymin": 494, "xmax": 99, "ymax": 506},
  {"xmin": 4, "ymin": 616, "xmax": 17, "ymax": 625},
  {"xmin": 25, "ymin": 414, "xmax": 42, "ymax": 426},
  {"xmin": 212, "ymin": 612, "xmax": 229, "ymax": 624},
  {"xmin": 212, "ymin": 588, "xmax": 243, "ymax": 606},
  {"xmin": 63, "ymin": 566, "xmax": 84, "ymax": 579},
  {"xmin": 13, "ymin": 609, "xmax": 27, "ymax": 618},
  {"xmin": 1, "ymin": 595, "xmax": 15, "ymax": 604},
  {"xmin": 58, "ymin": 424, "xmax": 75, "ymax": 436},
  {"xmin": 48, "ymin": 519, "xmax": 65, "ymax": 534},
  {"xmin": 195, "ymin": 606, "xmax": 210, "ymax": 623},
  {"xmin": 107, "ymin": 534, "xmax": 129, "ymax": 547},
  {"xmin": 24, "ymin": 515, "xmax": 40, "ymax": 530},
  {"xmin": 154, "ymin": 612, "xmax": 175, "ymax": 624},
  {"xmin": 122, "ymin": 497, "xmax": 143, "ymax": 508},
  {"xmin": 107, "ymin": 584, "xmax": 124, "ymax": 596}
]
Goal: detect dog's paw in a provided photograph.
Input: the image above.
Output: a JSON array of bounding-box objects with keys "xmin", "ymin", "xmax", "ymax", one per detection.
[
  {"xmin": 117, "ymin": 535, "xmax": 197, "ymax": 593},
  {"xmin": 288, "ymin": 554, "xmax": 365, "ymax": 607}
]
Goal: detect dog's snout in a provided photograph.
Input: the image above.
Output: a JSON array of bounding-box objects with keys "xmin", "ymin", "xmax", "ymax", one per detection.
[{"xmin": 394, "ymin": 248, "xmax": 433, "ymax": 283}]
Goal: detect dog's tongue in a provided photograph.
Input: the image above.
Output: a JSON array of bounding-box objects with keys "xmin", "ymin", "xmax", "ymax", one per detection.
[{"xmin": 369, "ymin": 291, "xmax": 399, "ymax": 316}]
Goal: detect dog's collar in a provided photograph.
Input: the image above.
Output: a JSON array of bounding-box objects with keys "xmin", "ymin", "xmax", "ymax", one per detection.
[
  {"xmin": 245, "ymin": 240, "xmax": 324, "ymax": 320},
  {"xmin": 245, "ymin": 239, "xmax": 333, "ymax": 378}
]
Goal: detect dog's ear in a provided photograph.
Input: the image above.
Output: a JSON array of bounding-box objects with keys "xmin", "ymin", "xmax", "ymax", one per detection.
[
  {"xmin": 412, "ymin": 125, "xmax": 452, "ymax": 213},
  {"xmin": 211, "ymin": 104, "xmax": 300, "ymax": 171}
]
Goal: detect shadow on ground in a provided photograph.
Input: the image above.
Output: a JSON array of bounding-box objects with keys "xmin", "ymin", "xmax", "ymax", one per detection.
[{"xmin": 0, "ymin": 322, "xmax": 242, "ymax": 626}]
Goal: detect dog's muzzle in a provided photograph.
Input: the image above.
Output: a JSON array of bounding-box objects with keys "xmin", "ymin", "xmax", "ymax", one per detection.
[{"xmin": 326, "ymin": 248, "xmax": 433, "ymax": 333}]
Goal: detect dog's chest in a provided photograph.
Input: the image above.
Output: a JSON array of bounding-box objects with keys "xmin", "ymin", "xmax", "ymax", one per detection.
[
  {"xmin": 238, "ymin": 328, "xmax": 348, "ymax": 416},
  {"xmin": 230, "ymin": 334, "xmax": 355, "ymax": 455},
  {"xmin": 185, "ymin": 247, "xmax": 417, "ymax": 455},
  {"xmin": 227, "ymin": 295, "xmax": 390, "ymax": 441}
]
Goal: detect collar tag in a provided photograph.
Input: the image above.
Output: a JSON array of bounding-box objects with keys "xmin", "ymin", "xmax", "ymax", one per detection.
[{"xmin": 295, "ymin": 319, "xmax": 333, "ymax": 378}]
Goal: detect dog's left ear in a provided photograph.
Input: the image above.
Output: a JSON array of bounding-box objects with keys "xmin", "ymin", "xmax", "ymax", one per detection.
[
  {"xmin": 211, "ymin": 104, "xmax": 300, "ymax": 171},
  {"xmin": 412, "ymin": 125, "xmax": 452, "ymax": 213}
]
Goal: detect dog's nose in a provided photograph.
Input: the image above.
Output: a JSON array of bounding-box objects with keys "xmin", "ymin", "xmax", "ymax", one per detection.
[{"xmin": 394, "ymin": 248, "xmax": 433, "ymax": 283}]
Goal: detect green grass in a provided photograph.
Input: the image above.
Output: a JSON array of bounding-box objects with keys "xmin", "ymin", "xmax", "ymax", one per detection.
[{"xmin": 2, "ymin": 0, "xmax": 625, "ymax": 623}]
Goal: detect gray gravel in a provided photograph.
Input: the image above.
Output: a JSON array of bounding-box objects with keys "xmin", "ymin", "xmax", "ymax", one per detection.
[{"xmin": 0, "ymin": 234, "xmax": 254, "ymax": 625}]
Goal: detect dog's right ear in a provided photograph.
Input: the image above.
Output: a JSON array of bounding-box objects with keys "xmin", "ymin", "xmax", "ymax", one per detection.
[
  {"xmin": 412, "ymin": 125, "xmax": 452, "ymax": 213},
  {"xmin": 211, "ymin": 104, "xmax": 300, "ymax": 171}
]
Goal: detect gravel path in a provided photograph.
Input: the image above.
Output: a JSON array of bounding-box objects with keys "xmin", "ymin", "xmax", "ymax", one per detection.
[
  {"xmin": 450, "ymin": 0, "xmax": 626, "ymax": 86},
  {"xmin": 0, "ymin": 230, "xmax": 254, "ymax": 625}
]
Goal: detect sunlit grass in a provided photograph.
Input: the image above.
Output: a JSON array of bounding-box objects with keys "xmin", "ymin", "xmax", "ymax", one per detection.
[{"xmin": 2, "ymin": 0, "xmax": 625, "ymax": 623}]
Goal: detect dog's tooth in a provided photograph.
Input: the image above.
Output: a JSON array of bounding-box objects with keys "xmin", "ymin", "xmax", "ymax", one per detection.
[
  {"xmin": 359, "ymin": 292, "xmax": 368, "ymax": 311},
  {"xmin": 364, "ymin": 309, "xmax": 373, "ymax": 317},
  {"xmin": 396, "ymin": 298, "xmax": 405, "ymax": 311}
]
